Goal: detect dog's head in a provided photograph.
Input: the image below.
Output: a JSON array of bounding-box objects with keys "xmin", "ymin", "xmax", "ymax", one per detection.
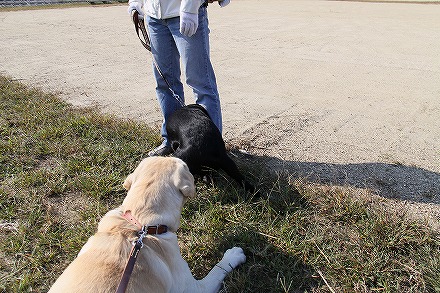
[{"xmin": 121, "ymin": 157, "xmax": 195, "ymax": 231}]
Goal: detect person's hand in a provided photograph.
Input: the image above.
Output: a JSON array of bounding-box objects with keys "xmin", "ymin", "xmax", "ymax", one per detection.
[
  {"xmin": 218, "ymin": 0, "xmax": 230, "ymax": 7},
  {"xmin": 127, "ymin": 2, "xmax": 144, "ymax": 19},
  {"xmin": 180, "ymin": 11, "xmax": 198, "ymax": 37}
]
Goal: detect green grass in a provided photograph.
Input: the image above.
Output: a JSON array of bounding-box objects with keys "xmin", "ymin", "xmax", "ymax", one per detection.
[{"xmin": 1, "ymin": 75, "xmax": 439, "ymax": 292}]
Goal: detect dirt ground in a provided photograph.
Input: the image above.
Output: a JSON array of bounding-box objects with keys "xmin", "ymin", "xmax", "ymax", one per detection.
[{"xmin": 1, "ymin": 0, "xmax": 439, "ymax": 227}]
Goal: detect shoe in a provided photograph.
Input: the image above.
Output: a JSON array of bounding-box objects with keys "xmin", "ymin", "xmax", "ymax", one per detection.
[{"xmin": 148, "ymin": 144, "xmax": 173, "ymax": 157}]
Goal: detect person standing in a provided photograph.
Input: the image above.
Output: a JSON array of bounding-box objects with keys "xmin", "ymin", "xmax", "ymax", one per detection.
[{"xmin": 128, "ymin": 0, "xmax": 230, "ymax": 156}]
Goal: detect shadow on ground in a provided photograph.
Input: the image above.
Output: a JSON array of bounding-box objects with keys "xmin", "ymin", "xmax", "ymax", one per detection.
[
  {"xmin": 233, "ymin": 150, "xmax": 440, "ymax": 205},
  {"xmin": 217, "ymin": 227, "xmax": 320, "ymax": 293}
]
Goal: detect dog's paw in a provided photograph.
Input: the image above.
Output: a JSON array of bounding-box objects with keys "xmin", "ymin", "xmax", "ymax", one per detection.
[{"xmin": 219, "ymin": 247, "xmax": 246, "ymax": 272}]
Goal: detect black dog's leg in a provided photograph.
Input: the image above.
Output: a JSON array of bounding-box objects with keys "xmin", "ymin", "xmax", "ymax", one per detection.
[{"xmin": 219, "ymin": 155, "xmax": 256, "ymax": 194}]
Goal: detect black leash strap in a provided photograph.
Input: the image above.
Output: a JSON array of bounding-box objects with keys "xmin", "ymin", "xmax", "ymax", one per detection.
[
  {"xmin": 132, "ymin": 11, "xmax": 185, "ymax": 107},
  {"xmin": 132, "ymin": 11, "xmax": 151, "ymax": 52},
  {"xmin": 115, "ymin": 240, "xmax": 142, "ymax": 293}
]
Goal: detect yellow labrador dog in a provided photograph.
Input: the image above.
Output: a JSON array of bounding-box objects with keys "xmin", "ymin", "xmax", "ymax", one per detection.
[{"xmin": 49, "ymin": 157, "xmax": 246, "ymax": 292}]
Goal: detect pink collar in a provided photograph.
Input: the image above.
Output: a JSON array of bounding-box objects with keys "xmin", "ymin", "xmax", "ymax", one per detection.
[{"xmin": 122, "ymin": 210, "xmax": 143, "ymax": 230}]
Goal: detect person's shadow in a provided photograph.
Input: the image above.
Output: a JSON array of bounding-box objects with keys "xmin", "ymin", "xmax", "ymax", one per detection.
[{"xmin": 234, "ymin": 150, "xmax": 440, "ymax": 205}]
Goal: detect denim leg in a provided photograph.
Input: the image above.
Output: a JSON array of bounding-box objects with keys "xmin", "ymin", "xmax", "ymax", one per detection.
[
  {"xmin": 170, "ymin": 7, "xmax": 223, "ymax": 133},
  {"xmin": 146, "ymin": 16, "xmax": 185, "ymax": 145}
]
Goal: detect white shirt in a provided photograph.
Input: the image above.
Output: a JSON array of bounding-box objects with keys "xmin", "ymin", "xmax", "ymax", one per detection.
[{"xmin": 129, "ymin": 0, "xmax": 204, "ymax": 19}]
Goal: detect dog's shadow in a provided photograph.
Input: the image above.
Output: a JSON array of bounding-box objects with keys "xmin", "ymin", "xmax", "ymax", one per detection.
[
  {"xmin": 182, "ymin": 177, "xmax": 318, "ymax": 292},
  {"xmin": 217, "ymin": 230, "xmax": 319, "ymax": 293}
]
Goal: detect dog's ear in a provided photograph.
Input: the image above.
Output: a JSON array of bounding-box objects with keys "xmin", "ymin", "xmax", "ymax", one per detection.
[
  {"xmin": 180, "ymin": 184, "xmax": 195, "ymax": 198},
  {"xmin": 178, "ymin": 174, "xmax": 195, "ymax": 198},
  {"xmin": 174, "ymin": 160, "xmax": 195, "ymax": 198},
  {"xmin": 123, "ymin": 173, "xmax": 133, "ymax": 190}
]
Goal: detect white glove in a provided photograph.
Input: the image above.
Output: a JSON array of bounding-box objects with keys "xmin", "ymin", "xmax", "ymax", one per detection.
[
  {"xmin": 180, "ymin": 11, "xmax": 198, "ymax": 37},
  {"xmin": 127, "ymin": 2, "xmax": 144, "ymax": 19},
  {"xmin": 218, "ymin": 0, "xmax": 230, "ymax": 7}
]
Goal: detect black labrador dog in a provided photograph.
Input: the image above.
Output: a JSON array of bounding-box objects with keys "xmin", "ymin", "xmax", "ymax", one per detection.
[{"xmin": 166, "ymin": 104, "xmax": 256, "ymax": 194}]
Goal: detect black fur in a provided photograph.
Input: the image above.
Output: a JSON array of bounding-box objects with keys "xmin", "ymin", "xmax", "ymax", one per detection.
[{"xmin": 166, "ymin": 104, "xmax": 255, "ymax": 194}]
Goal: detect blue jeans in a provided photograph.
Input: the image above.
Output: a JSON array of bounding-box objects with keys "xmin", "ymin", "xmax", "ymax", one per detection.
[{"xmin": 146, "ymin": 7, "xmax": 222, "ymax": 146}]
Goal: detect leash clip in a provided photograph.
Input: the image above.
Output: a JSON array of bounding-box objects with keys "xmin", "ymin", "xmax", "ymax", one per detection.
[{"xmin": 133, "ymin": 226, "xmax": 147, "ymax": 248}]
